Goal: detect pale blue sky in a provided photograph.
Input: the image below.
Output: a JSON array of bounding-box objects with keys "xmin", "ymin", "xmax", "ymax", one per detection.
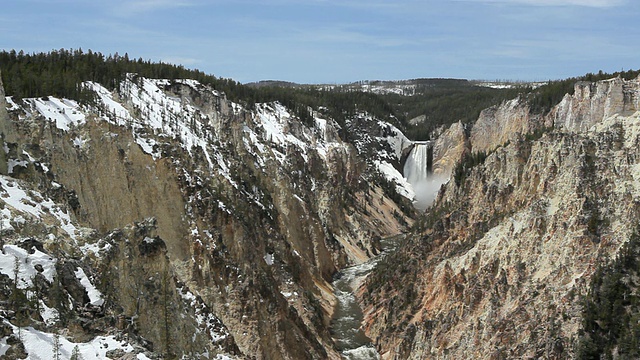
[{"xmin": 1, "ymin": 0, "xmax": 638, "ymax": 83}]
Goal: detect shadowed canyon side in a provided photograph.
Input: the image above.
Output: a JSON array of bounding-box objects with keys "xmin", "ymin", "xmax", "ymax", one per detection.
[
  {"xmin": 0, "ymin": 74, "xmax": 412, "ymax": 359},
  {"xmin": 362, "ymin": 75, "xmax": 640, "ymax": 359}
]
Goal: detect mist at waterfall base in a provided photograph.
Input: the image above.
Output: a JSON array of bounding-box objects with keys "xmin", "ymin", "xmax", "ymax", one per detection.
[
  {"xmin": 403, "ymin": 145, "xmax": 447, "ymax": 210},
  {"xmin": 409, "ymin": 176, "xmax": 448, "ymax": 209}
]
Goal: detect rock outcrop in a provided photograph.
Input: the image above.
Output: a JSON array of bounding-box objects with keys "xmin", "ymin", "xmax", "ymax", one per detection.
[
  {"xmin": 431, "ymin": 121, "xmax": 468, "ymax": 176},
  {"xmin": 424, "ymin": 76, "xmax": 640, "ymax": 177},
  {"xmin": 470, "ymin": 98, "xmax": 543, "ymax": 154},
  {"xmin": 552, "ymin": 76, "xmax": 640, "ymax": 132}
]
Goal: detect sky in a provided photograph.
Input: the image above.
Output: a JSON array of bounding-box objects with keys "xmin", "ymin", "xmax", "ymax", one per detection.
[{"xmin": 0, "ymin": 0, "xmax": 638, "ymax": 84}]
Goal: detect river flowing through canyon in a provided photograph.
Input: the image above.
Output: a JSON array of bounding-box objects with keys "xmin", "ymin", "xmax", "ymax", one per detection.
[{"xmin": 331, "ymin": 236, "xmax": 400, "ymax": 359}]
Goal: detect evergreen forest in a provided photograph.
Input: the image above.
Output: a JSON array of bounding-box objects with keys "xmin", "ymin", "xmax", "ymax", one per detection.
[{"xmin": 1, "ymin": 48, "xmax": 638, "ymax": 142}]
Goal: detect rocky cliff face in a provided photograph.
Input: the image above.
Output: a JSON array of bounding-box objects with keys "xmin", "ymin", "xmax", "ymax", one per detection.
[
  {"xmin": 431, "ymin": 121, "xmax": 468, "ymax": 177},
  {"xmin": 362, "ymin": 76, "xmax": 640, "ymax": 359},
  {"xmin": 0, "ymin": 75, "xmax": 410, "ymax": 359},
  {"xmin": 552, "ymin": 77, "xmax": 640, "ymax": 133},
  {"xmin": 423, "ymin": 76, "xmax": 640, "ymax": 177},
  {"xmin": 470, "ymin": 98, "xmax": 544, "ymax": 154}
]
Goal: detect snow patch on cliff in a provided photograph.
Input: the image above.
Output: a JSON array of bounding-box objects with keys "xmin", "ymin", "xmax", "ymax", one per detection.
[
  {"xmin": 29, "ymin": 97, "xmax": 86, "ymax": 131},
  {"xmin": 7, "ymin": 325, "xmax": 139, "ymax": 360},
  {"xmin": 0, "ymin": 245, "xmax": 56, "ymax": 288},
  {"xmin": 374, "ymin": 160, "xmax": 415, "ymax": 200},
  {"xmin": 0, "ymin": 176, "xmax": 78, "ymax": 240},
  {"xmin": 74, "ymin": 267, "xmax": 105, "ymax": 306}
]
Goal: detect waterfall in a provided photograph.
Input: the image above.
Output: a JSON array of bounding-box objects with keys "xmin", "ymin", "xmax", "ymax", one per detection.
[
  {"xmin": 403, "ymin": 143, "xmax": 444, "ymax": 209},
  {"xmin": 403, "ymin": 144, "xmax": 430, "ymax": 186}
]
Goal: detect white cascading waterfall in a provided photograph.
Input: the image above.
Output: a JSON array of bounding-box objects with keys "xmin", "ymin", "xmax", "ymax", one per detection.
[
  {"xmin": 403, "ymin": 144, "xmax": 430, "ymax": 187},
  {"xmin": 403, "ymin": 143, "xmax": 445, "ymax": 209}
]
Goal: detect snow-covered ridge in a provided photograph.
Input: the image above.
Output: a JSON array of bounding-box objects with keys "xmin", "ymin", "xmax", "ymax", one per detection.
[
  {"xmin": 0, "ymin": 242, "xmax": 135, "ymax": 359},
  {"xmin": 473, "ymin": 81, "xmax": 544, "ymax": 90},
  {"xmin": 6, "ymin": 74, "xmax": 419, "ymax": 210},
  {"xmin": 358, "ymin": 83, "xmax": 417, "ymax": 96},
  {"xmin": 250, "ymin": 102, "xmax": 348, "ymax": 163},
  {"xmin": 7, "ymin": 74, "xmax": 393, "ymax": 216},
  {"xmin": 85, "ymin": 75, "xmax": 351, "ymax": 173},
  {"xmin": 6, "ymin": 73, "xmax": 409, "ymax": 175},
  {"xmin": 8, "ymin": 96, "xmax": 86, "ymax": 131}
]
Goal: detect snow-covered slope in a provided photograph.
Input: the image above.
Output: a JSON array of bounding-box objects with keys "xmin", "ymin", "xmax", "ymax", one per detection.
[
  {"xmin": 345, "ymin": 113, "xmax": 418, "ymax": 204},
  {"xmin": 0, "ymin": 175, "xmax": 173, "ymax": 359}
]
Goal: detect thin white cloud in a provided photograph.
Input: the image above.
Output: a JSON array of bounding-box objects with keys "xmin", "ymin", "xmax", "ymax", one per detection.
[
  {"xmin": 294, "ymin": 27, "xmax": 419, "ymax": 47},
  {"xmin": 458, "ymin": 0, "xmax": 626, "ymax": 7},
  {"xmin": 226, "ymin": 15, "xmax": 419, "ymax": 48},
  {"xmin": 160, "ymin": 56, "xmax": 200, "ymax": 66},
  {"xmin": 112, "ymin": 0, "xmax": 197, "ymax": 16}
]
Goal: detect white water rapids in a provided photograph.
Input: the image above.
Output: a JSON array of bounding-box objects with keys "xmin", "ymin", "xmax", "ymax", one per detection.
[
  {"xmin": 330, "ymin": 237, "xmax": 400, "ymax": 359},
  {"xmin": 331, "ymin": 260, "xmax": 380, "ymax": 359}
]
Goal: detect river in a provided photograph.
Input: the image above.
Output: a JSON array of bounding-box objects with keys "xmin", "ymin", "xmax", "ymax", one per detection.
[{"xmin": 330, "ymin": 236, "xmax": 400, "ymax": 359}]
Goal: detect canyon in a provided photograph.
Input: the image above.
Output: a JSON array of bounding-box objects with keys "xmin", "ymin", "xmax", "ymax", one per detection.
[
  {"xmin": 0, "ymin": 65, "xmax": 639, "ymax": 359},
  {"xmin": 363, "ymin": 75, "xmax": 640, "ymax": 359}
]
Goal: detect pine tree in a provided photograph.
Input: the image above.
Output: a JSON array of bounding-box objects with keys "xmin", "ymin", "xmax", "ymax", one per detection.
[
  {"xmin": 71, "ymin": 344, "xmax": 82, "ymax": 360},
  {"xmin": 30, "ymin": 274, "xmax": 41, "ymax": 314},
  {"xmin": 162, "ymin": 269, "xmax": 174, "ymax": 359},
  {"xmin": 12, "ymin": 256, "xmax": 20, "ymax": 308},
  {"xmin": 53, "ymin": 333, "xmax": 61, "ymax": 360},
  {"xmin": 0, "ymin": 219, "xmax": 5, "ymax": 254}
]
